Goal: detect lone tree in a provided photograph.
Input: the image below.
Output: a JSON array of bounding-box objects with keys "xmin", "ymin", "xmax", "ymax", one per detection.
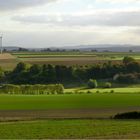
[
  {"xmin": 87, "ymin": 79, "xmax": 98, "ymax": 88},
  {"xmin": 123, "ymin": 56, "xmax": 135, "ymax": 65}
]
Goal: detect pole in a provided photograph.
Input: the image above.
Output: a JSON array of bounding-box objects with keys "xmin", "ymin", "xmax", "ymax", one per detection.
[{"xmin": 0, "ymin": 35, "xmax": 2, "ymax": 54}]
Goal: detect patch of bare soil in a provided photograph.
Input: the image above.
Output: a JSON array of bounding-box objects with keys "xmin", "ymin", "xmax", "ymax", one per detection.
[
  {"xmin": 0, "ymin": 107, "xmax": 140, "ymax": 121},
  {"xmin": 0, "ymin": 53, "xmax": 16, "ymax": 60}
]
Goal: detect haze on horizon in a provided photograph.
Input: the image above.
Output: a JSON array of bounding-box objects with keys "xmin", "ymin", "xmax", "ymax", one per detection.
[{"xmin": 1, "ymin": 0, "xmax": 140, "ymax": 48}]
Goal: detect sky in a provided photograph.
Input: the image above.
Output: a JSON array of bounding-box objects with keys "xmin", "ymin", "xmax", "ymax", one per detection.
[{"xmin": 1, "ymin": 0, "xmax": 140, "ymax": 48}]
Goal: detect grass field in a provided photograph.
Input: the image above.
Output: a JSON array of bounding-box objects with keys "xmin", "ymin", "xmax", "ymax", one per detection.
[
  {"xmin": 0, "ymin": 94, "xmax": 140, "ymax": 110},
  {"xmin": 0, "ymin": 119, "xmax": 140, "ymax": 139},
  {"xmin": 0, "ymin": 94, "xmax": 139, "ymax": 120}
]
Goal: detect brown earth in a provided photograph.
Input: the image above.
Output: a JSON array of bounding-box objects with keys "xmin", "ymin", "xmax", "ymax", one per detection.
[
  {"xmin": 0, "ymin": 53, "xmax": 18, "ymax": 70},
  {"xmin": 0, "ymin": 53, "xmax": 16, "ymax": 59},
  {"xmin": 0, "ymin": 107, "xmax": 140, "ymax": 121}
]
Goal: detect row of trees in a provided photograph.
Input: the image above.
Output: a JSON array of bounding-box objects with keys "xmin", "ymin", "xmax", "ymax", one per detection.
[
  {"xmin": 0, "ymin": 56, "xmax": 139, "ymax": 84},
  {"xmin": 0, "ymin": 84, "xmax": 64, "ymax": 95}
]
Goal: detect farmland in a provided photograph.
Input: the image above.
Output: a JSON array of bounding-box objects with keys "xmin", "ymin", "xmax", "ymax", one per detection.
[
  {"xmin": 0, "ymin": 53, "xmax": 18, "ymax": 70},
  {"xmin": 1, "ymin": 51, "xmax": 140, "ymax": 70},
  {"xmin": 12, "ymin": 51, "xmax": 140, "ymax": 66},
  {"xmin": 0, "ymin": 92, "xmax": 139, "ymax": 138},
  {"xmin": 0, "ymin": 119, "xmax": 140, "ymax": 139},
  {"xmin": 0, "ymin": 52, "xmax": 140, "ymax": 139},
  {"xmin": 0, "ymin": 93, "xmax": 140, "ymax": 120}
]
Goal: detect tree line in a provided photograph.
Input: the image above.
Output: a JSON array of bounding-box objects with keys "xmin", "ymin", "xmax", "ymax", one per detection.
[
  {"xmin": 0, "ymin": 56, "xmax": 140, "ymax": 85},
  {"xmin": 0, "ymin": 84, "xmax": 64, "ymax": 95}
]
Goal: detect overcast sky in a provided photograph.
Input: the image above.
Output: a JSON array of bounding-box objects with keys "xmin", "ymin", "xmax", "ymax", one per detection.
[{"xmin": 1, "ymin": 0, "xmax": 140, "ymax": 48}]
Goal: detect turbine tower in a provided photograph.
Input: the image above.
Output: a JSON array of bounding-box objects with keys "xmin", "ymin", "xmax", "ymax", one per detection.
[{"xmin": 0, "ymin": 34, "xmax": 2, "ymax": 54}]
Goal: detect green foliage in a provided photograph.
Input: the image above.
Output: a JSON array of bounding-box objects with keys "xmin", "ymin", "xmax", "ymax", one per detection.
[
  {"xmin": 114, "ymin": 111, "xmax": 140, "ymax": 119},
  {"xmin": 123, "ymin": 56, "xmax": 135, "ymax": 65},
  {"xmin": 3, "ymin": 57, "xmax": 140, "ymax": 85},
  {"xmin": 87, "ymin": 79, "xmax": 98, "ymax": 88},
  {"xmin": 115, "ymin": 73, "xmax": 139, "ymax": 84},
  {"xmin": 110, "ymin": 90, "xmax": 114, "ymax": 93},
  {"xmin": 104, "ymin": 82, "xmax": 112, "ymax": 88},
  {"xmin": 0, "ymin": 84, "xmax": 64, "ymax": 95}
]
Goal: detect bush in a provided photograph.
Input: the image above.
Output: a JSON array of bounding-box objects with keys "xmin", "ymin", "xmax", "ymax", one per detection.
[
  {"xmin": 110, "ymin": 90, "xmax": 114, "ymax": 93},
  {"xmin": 87, "ymin": 79, "xmax": 98, "ymax": 88},
  {"xmin": 87, "ymin": 90, "xmax": 92, "ymax": 94},
  {"xmin": 114, "ymin": 111, "xmax": 140, "ymax": 119},
  {"xmin": 104, "ymin": 82, "xmax": 112, "ymax": 88},
  {"xmin": 115, "ymin": 73, "xmax": 138, "ymax": 84},
  {"xmin": 96, "ymin": 90, "xmax": 100, "ymax": 93},
  {"xmin": 123, "ymin": 56, "xmax": 135, "ymax": 65}
]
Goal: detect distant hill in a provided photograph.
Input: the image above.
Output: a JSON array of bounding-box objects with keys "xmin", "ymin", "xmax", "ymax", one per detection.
[
  {"xmin": 3, "ymin": 46, "xmax": 21, "ymax": 51},
  {"xmin": 61, "ymin": 44, "xmax": 140, "ymax": 52},
  {"xmin": 3, "ymin": 44, "xmax": 140, "ymax": 52}
]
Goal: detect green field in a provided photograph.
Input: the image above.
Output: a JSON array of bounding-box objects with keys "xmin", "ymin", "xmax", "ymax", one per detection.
[
  {"xmin": 0, "ymin": 119, "xmax": 140, "ymax": 139},
  {"xmin": 0, "ymin": 94, "xmax": 140, "ymax": 110}
]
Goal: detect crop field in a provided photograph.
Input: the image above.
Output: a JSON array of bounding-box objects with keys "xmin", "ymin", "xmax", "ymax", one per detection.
[
  {"xmin": 11, "ymin": 52, "xmax": 140, "ymax": 66},
  {"xmin": 1, "ymin": 52, "xmax": 140, "ymax": 69},
  {"xmin": 0, "ymin": 93, "xmax": 140, "ymax": 120},
  {"xmin": 0, "ymin": 119, "xmax": 140, "ymax": 139}
]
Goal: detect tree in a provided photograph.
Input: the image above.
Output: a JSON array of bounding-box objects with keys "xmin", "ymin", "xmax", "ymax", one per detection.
[
  {"xmin": 123, "ymin": 56, "xmax": 135, "ymax": 65},
  {"xmin": 104, "ymin": 82, "xmax": 112, "ymax": 88},
  {"xmin": 13, "ymin": 62, "xmax": 27, "ymax": 73},
  {"xmin": 87, "ymin": 79, "xmax": 98, "ymax": 88}
]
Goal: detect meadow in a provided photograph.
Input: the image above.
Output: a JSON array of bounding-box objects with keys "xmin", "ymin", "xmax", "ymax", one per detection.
[
  {"xmin": 0, "ymin": 119, "xmax": 140, "ymax": 139},
  {"xmin": 0, "ymin": 93, "xmax": 140, "ymax": 110}
]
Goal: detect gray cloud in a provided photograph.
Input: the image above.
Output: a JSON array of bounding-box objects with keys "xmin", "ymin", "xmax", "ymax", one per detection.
[
  {"xmin": 12, "ymin": 11, "xmax": 140, "ymax": 27},
  {"xmin": 0, "ymin": 0, "xmax": 58, "ymax": 11}
]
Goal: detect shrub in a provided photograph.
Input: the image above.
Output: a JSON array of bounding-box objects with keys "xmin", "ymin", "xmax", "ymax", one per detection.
[
  {"xmin": 110, "ymin": 90, "xmax": 114, "ymax": 93},
  {"xmin": 87, "ymin": 90, "xmax": 92, "ymax": 94},
  {"xmin": 87, "ymin": 79, "xmax": 98, "ymax": 88},
  {"xmin": 114, "ymin": 111, "xmax": 140, "ymax": 119},
  {"xmin": 123, "ymin": 56, "xmax": 135, "ymax": 65},
  {"xmin": 115, "ymin": 73, "xmax": 138, "ymax": 84},
  {"xmin": 104, "ymin": 82, "xmax": 112, "ymax": 88},
  {"xmin": 96, "ymin": 90, "xmax": 100, "ymax": 93}
]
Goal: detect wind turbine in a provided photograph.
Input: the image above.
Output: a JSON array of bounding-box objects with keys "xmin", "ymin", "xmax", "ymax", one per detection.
[{"xmin": 0, "ymin": 34, "xmax": 3, "ymax": 54}]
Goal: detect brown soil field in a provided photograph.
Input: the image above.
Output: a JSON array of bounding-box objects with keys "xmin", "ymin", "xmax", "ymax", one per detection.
[
  {"xmin": 0, "ymin": 53, "xmax": 18, "ymax": 70},
  {"xmin": 0, "ymin": 53, "xmax": 16, "ymax": 59},
  {"xmin": 0, "ymin": 107, "xmax": 139, "ymax": 121}
]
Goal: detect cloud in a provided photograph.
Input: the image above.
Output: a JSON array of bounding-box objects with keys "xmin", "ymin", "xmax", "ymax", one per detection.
[
  {"xmin": 96, "ymin": 0, "xmax": 140, "ymax": 4},
  {"xmin": 12, "ymin": 10, "xmax": 140, "ymax": 27},
  {"xmin": 0, "ymin": 0, "xmax": 58, "ymax": 11}
]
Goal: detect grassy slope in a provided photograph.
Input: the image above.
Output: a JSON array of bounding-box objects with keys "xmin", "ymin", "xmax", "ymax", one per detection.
[
  {"xmin": 0, "ymin": 119, "xmax": 140, "ymax": 139},
  {"xmin": 0, "ymin": 94, "xmax": 140, "ymax": 110}
]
